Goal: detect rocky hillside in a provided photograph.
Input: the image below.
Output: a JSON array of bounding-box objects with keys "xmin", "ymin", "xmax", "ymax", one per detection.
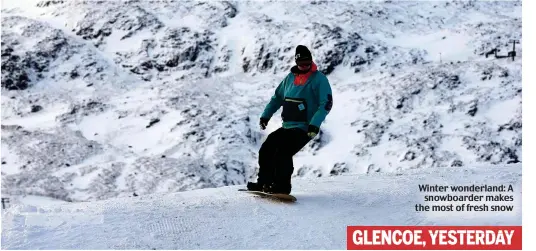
[{"xmin": 1, "ymin": 0, "xmax": 522, "ymax": 202}]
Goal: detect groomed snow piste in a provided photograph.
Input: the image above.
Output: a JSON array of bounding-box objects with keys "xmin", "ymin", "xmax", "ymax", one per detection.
[{"xmin": 1, "ymin": 163, "xmax": 521, "ymax": 249}]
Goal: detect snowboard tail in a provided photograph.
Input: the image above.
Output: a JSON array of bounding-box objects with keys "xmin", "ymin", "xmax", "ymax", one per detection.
[{"xmin": 238, "ymin": 189, "xmax": 297, "ymax": 202}]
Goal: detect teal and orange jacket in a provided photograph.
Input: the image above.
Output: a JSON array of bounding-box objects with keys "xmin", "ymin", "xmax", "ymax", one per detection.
[{"xmin": 261, "ymin": 62, "xmax": 333, "ymax": 132}]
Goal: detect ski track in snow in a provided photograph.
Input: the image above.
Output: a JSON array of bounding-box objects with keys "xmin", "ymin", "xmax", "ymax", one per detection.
[{"xmin": 1, "ymin": 164, "xmax": 521, "ymax": 249}]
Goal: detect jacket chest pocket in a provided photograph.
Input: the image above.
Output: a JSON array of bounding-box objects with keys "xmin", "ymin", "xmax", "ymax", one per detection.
[{"xmin": 282, "ymin": 97, "xmax": 308, "ymax": 122}]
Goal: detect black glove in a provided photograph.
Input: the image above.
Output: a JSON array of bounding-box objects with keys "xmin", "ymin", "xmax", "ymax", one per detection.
[
  {"xmin": 260, "ymin": 117, "xmax": 269, "ymax": 130},
  {"xmin": 307, "ymin": 125, "xmax": 319, "ymax": 138}
]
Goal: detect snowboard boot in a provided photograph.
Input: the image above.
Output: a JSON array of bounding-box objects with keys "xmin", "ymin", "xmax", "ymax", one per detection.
[
  {"xmin": 264, "ymin": 183, "xmax": 292, "ymax": 195},
  {"xmin": 247, "ymin": 182, "xmax": 265, "ymax": 192}
]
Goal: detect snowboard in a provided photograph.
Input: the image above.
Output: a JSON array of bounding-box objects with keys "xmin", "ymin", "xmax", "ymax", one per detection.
[{"xmin": 238, "ymin": 189, "xmax": 297, "ymax": 202}]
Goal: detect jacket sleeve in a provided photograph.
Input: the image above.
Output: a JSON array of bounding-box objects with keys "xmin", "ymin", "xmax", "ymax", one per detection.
[
  {"xmin": 261, "ymin": 77, "xmax": 286, "ymax": 119},
  {"xmin": 309, "ymin": 75, "xmax": 333, "ymax": 128}
]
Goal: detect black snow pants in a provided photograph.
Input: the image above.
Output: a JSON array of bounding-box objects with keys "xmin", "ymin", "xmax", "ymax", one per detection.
[{"xmin": 257, "ymin": 127, "xmax": 311, "ymax": 185}]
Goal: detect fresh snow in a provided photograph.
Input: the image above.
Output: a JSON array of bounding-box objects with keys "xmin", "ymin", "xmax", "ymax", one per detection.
[
  {"xmin": 0, "ymin": 1, "xmax": 523, "ymax": 245},
  {"xmin": 1, "ymin": 163, "xmax": 522, "ymax": 250},
  {"xmin": 381, "ymin": 31, "xmax": 474, "ymax": 62}
]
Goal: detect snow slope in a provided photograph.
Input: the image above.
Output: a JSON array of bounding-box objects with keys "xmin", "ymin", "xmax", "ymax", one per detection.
[
  {"xmin": 1, "ymin": 163, "xmax": 522, "ymax": 249},
  {"xmin": 1, "ymin": 1, "xmax": 522, "ymax": 202}
]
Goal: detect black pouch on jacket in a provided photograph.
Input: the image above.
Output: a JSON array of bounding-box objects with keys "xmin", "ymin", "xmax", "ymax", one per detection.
[{"xmin": 282, "ymin": 97, "xmax": 308, "ymax": 122}]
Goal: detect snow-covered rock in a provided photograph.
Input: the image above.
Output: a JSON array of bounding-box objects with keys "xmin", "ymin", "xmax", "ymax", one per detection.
[{"xmin": 1, "ymin": 0, "xmax": 522, "ymax": 202}]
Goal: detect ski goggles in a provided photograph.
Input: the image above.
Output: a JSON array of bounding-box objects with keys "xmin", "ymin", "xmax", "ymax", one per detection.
[{"xmin": 296, "ymin": 60, "xmax": 312, "ymax": 67}]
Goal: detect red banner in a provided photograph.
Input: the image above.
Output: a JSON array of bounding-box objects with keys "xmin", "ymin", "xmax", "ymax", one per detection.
[{"xmin": 347, "ymin": 226, "xmax": 522, "ymax": 250}]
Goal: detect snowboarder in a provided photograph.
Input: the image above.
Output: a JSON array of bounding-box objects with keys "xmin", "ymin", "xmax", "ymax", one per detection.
[{"xmin": 247, "ymin": 45, "xmax": 333, "ymax": 194}]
